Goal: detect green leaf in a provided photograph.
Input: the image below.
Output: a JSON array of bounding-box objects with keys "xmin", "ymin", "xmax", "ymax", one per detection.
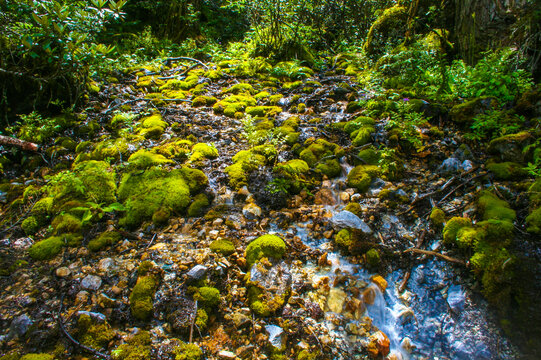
[{"xmin": 103, "ymin": 202, "xmax": 126, "ymax": 212}]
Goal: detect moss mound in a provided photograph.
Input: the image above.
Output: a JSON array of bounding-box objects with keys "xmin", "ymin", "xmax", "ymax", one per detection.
[
  {"xmin": 28, "ymin": 236, "xmax": 64, "ymax": 260},
  {"xmin": 225, "ymin": 144, "xmax": 277, "ymax": 189},
  {"xmin": 442, "ymin": 217, "xmax": 472, "ymax": 244},
  {"xmin": 210, "ymin": 239, "xmax": 235, "ymax": 256},
  {"xmin": 130, "ymin": 272, "xmax": 158, "ymax": 321},
  {"xmin": 118, "ymin": 167, "xmax": 207, "ymax": 228},
  {"xmin": 347, "ymin": 165, "xmax": 381, "ymax": 192},
  {"xmin": 245, "ymin": 234, "xmax": 287, "ymax": 267},
  {"xmin": 88, "ymin": 231, "xmax": 122, "ymax": 252},
  {"xmin": 111, "ymin": 331, "xmax": 151, "ymax": 360}
]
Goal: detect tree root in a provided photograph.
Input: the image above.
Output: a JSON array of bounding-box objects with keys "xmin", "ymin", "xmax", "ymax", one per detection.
[{"xmin": 404, "ymin": 248, "xmax": 466, "ymax": 265}]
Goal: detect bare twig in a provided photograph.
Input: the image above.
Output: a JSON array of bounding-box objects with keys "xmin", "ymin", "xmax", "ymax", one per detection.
[
  {"xmin": 163, "ymin": 57, "xmax": 209, "ymax": 69},
  {"xmin": 403, "ymin": 248, "xmax": 466, "ymax": 265}
]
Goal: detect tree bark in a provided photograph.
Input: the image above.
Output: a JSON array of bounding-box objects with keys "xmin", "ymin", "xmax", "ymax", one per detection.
[{"xmin": 0, "ymin": 135, "xmax": 39, "ymax": 152}]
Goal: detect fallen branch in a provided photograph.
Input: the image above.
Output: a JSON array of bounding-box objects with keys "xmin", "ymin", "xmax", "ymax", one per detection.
[
  {"xmin": 57, "ymin": 296, "xmax": 111, "ymax": 359},
  {"xmin": 398, "ymin": 271, "xmax": 411, "ymax": 293},
  {"xmin": 404, "ymin": 248, "xmax": 466, "ymax": 265},
  {"xmin": 163, "ymin": 57, "xmax": 209, "ymax": 69},
  {"xmin": 0, "ymin": 135, "xmax": 39, "ymax": 152},
  {"xmin": 436, "ymin": 172, "xmax": 486, "ymax": 205}
]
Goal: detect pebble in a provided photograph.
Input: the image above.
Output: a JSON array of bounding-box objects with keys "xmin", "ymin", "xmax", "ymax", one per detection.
[
  {"xmin": 98, "ymin": 258, "xmax": 115, "ymax": 273},
  {"xmin": 218, "ymin": 350, "xmax": 236, "ymax": 359},
  {"xmin": 339, "ymin": 192, "xmax": 350, "ymax": 202},
  {"xmin": 81, "ymin": 275, "xmax": 102, "ymax": 291},
  {"xmin": 186, "ymin": 265, "xmax": 208, "ymax": 281},
  {"xmin": 55, "ymin": 267, "xmax": 71, "ymax": 277},
  {"xmin": 8, "ymin": 314, "xmax": 32, "ymax": 339}
]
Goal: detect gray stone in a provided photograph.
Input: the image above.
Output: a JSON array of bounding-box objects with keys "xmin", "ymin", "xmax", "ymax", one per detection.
[
  {"xmin": 76, "ymin": 311, "xmax": 107, "ymax": 323},
  {"xmin": 81, "ymin": 275, "xmax": 102, "ymax": 291},
  {"xmin": 98, "ymin": 258, "xmax": 115, "ymax": 273},
  {"xmin": 265, "ymin": 324, "xmax": 285, "ymax": 349},
  {"xmin": 250, "ymin": 260, "xmax": 291, "ymax": 298},
  {"xmin": 447, "ymin": 284, "xmax": 465, "ymax": 313},
  {"xmin": 186, "ymin": 265, "xmax": 208, "ymax": 281},
  {"xmin": 438, "ymin": 157, "xmax": 461, "ymax": 174},
  {"xmin": 242, "ymin": 202, "xmax": 262, "ymax": 220},
  {"xmin": 8, "ymin": 314, "xmax": 32, "ymax": 339},
  {"xmin": 331, "ymin": 210, "xmax": 372, "ymax": 233},
  {"xmin": 461, "ymin": 160, "xmax": 474, "ymax": 172}
]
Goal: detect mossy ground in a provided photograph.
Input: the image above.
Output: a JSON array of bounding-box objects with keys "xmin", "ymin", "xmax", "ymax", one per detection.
[{"xmin": 245, "ymin": 234, "xmax": 286, "ymax": 267}]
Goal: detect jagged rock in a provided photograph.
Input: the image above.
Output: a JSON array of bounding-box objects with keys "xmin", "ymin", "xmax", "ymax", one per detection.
[
  {"xmin": 81, "ymin": 275, "xmax": 102, "ymax": 291},
  {"xmin": 186, "ymin": 265, "xmax": 208, "ymax": 281},
  {"xmin": 330, "ymin": 210, "xmax": 372, "ymax": 233},
  {"xmin": 265, "ymin": 325, "xmax": 285, "ymax": 349},
  {"xmin": 447, "ymin": 284, "xmax": 465, "ymax": 313},
  {"xmin": 242, "ymin": 202, "xmax": 262, "ymax": 219}
]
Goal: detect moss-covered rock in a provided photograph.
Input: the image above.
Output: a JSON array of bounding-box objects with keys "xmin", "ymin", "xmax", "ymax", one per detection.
[
  {"xmin": 210, "ymin": 239, "xmax": 235, "ymax": 256},
  {"xmin": 486, "ymin": 161, "xmax": 528, "ymax": 180},
  {"xmin": 456, "ymin": 226, "xmax": 484, "ymax": 248},
  {"xmin": 111, "ymin": 331, "xmax": 151, "ymax": 360},
  {"xmin": 189, "ymin": 143, "xmax": 218, "ymax": 163},
  {"xmin": 246, "ymin": 106, "xmax": 282, "ymax": 117},
  {"xmin": 449, "ymin": 97, "xmax": 498, "ymax": 124},
  {"xmin": 213, "ymin": 94, "xmax": 256, "ymax": 118},
  {"xmin": 442, "ymin": 217, "xmax": 472, "ymax": 244},
  {"xmin": 223, "ymin": 83, "xmax": 254, "ymax": 95},
  {"xmin": 300, "ymin": 139, "xmax": 343, "ymax": 169},
  {"xmin": 526, "ymin": 207, "xmax": 541, "ymax": 235},
  {"xmin": 130, "ymin": 272, "xmax": 158, "ymax": 320},
  {"xmin": 88, "ymin": 231, "xmax": 122, "ymax": 252},
  {"xmin": 187, "ymin": 193, "xmax": 210, "ymax": 217},
  {"xmin": 351, "ymin": 126, "xmax": 375, "ymax": 147},
  {"xmin": 118, "ymin": 167, "xmax": 207, "ymax": 228},
  {"xmin": 315, "ymin": 158, "xmax": 341, "ymax": 178},
  {"xmin": 139, "ymin": 113, "xmax": 168, "ymax": 139},
  {"xmin": 128, "ymin": 150, "xmax": 174, "ymax": 169},
  {"xmin": 429, "ymin": 207, "xmax": 446, "ymax": 228},
  {"xmin": 487, "ymin": 131, "xmax": 532, "ymax": 163},
  {"xmin": 334, "ymin": 229, "xmax": 353, "ymax": 248},
  {"xmin": 31, "ymin": 197, "xmax": 54, "ymax": 215},
  {"xmin": 347, "ymin": 165, "xmax": 380, "ymax": 192},
  {"xmin": 225, "ymin": 145, "xmax": 276, "ymax": 189},
  {"xmin": 21, "ymin": 216, "xmax": 40, "ymax": 235},
  {"xmin": 365, "ymin": 248, "xmax": 380, "ymax": 267},
  {"xmin": 245, "ymin": 234, "xmax": 286, "ymax": 267},
  {"xmin": 173, "ymin": 342, "xmax": 202, "ymax": 360},
  {"xmin": 51, "ymin": 213, "xmax": 82, "ymax": 234},
  {"xmin": 195, "ymin": 286, "xmax": 220, "ymax": 309},
  {"xmin": 477, "ymin": 191, "xmax": 516, "ymax": 222},
  {"xmin": 153, "ymin": 140, "xmax": 192, "ymax": 161},
  {"xmin": 77, "ymin": 313, "xmax": 115, "ymax": 350},
  {"xmin": 357, "ymin": 147, "xmax": 380, "ymax": 165},
  {"xmin": 20, "ymin": 354, "xmax": 55, "ymax": 360},
  {"xmin": 191, "ymin": 96, "xmax": 217, "ymax": 107},
  {"xmin": 28, "ymin": 236, "xmax": 64, "ymax": 260}
]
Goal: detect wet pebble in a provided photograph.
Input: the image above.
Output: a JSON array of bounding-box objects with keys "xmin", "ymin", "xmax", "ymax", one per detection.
[
  {"xmin": 81, "ymin": 275, "xmax": 102, "ymax": 291},
  {"xmin": 55, "ymin": 267, "xmax": 71, "ymax": 277}
]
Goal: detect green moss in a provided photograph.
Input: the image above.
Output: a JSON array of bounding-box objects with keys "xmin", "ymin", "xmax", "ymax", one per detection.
[
  {"xmin": 77, "ymin": 314, "xmax": 115, "ymax": 350},
  {"xmin": 210, "ymin": 239, "xmax": 235, "ymax": 256},
  {"xmin": 254, "ymin": 91, "xmax": 270, "ymax": 100},
  {"xmin": 20, "ymin": 355, "xmax": 54, "ymax": 360},
  {"xmin": 118, "ymin": 168, "xmax": 206, "ymax": 228},
  {"xmin": 160, "ymin": 75, "xmax": 199, "ymax": 91},
  {"xmin": 87, "ymin": 138, "xmax": 129, "ymax": 162},
  {"xmin": 283, "ymin": 81, "xmax": 303, "ymax": 90},
  {"xmin": 477, "ymin": 191, "xmax": 516, "ymax": 222},
  {"xmin": 195, "ymin": 308, "xmax": 208, "ymax": 329},
  {"xmin": 111, "ymin": 331, "xmax": 151, "ymax": 360},
  {"xmin": 526, "ymin": 207, "xmax": 541, "ymax": 234},
  {"xmin": 344, "ymin": 117, "xmax": 376, "ymax": 134},
  {"xmin": 196, "ymin": 286, "xmax": 220, "ymax": 309},
  {"xmin": 191, "ymin": 96, "xmax": 217, "ymax": 107},
  {"xmin": 456, "ymin": 226, "xmax": 484, "ymax": 249},
  {"xmin": 365, "ymin": 248, "xmax": 380, "ymax": 267},
  {"xmin": 88, "ymin": 231, "xmax": 122, "ymax": 252},
  {"xmin": 345, "ymin": 202, "xmax": 362, "ymax": 217},
  {"xmin": 297, "ymin": 103, "xmax": 306, "ymax": 113},
  {"xmin": 245, "ymin": 234, "xmax": 287, "ymax": 267},
  {"xmin": 486, "ymin": 161, "xmax": 528, "ymax": 180},
  {"xmin": 442, "ymin": 217, "xmax": 472, "ymax": 244},
  {"xmin": 334, "ymin": 229, "xmax": 353, "ymax": 248},
  {"xmin": 250, "ymin": 300, "xmax": 272, "ymax": 317},
  {"xmin": 153, "ymin": 140, "xmax": 192, "ymax": 161},
  {"xmin": 347, "ymin": 165, "xmax": 380, "ymax": 192},
  {"xmin": 52, "ymin": 213, "xmax": 82, "ymax": 234},
  {"xmin": 269, "ymin": 94, "xmax": 284, "ymax": 105},
  {"xmin": 351, "ymin": 126, "xmax": 375, "ymax": 146},
  {"xmin": 130, "ymin": 275, "xmax": 157, "ymax": 320},
  {"xmin": 315, "ymin": 158, "xmax": 341, "ymax": 178},
  {"xmin": 299, "ymin": 139, "xmax": 343, "ymax": 168},
  {"xmin": 173, "ymin": 342, "xmax": 202, "ymax": 360},
  {"xmin": 21, "ymin": 216, "xmax": 40, "ymax": 235},
  {"xmin": 189, "ymin": 143, "xmax": 219, "ymax": 162},
  {"xmin": 297, "ymin": 350, "xmax": 318, "ymax": 360},
  {"xmin": 346, "ymin": 101, "xmax": 362, "ymax": 113},
  {"xmin": 187, "ymin": 193, "xmax": 209, "ymax": 217},
  {"xmin": 223, "ymin": 83, "xmax": 254, "ymax": 94},
  {"xmin": 246, "ymin": 106, "xmax": 282, "ymax": 117},
  {"xmin": 477, "ymin": 219, "xmax": 514, "ymax": 244},
  {"xmin": 429, "ymin": 207, "xmax": 446, "ymax": 228},
  {"xmin": 28, "ymin": 236, "xmax": 64, "ymax": 260},
  {"xmin": 213, "ymin": 94, "xmax": 256, "ymax": 117},
  {"xmin": 449, "ymin": 97, "xmax": 497, "ymax": 124},
  {"xmin": 74, "ymin": 160, "xmax": 117, "ymax": 204},
  {"xmin": 225, "ymin": 145, "xmax": 275, "ymax": 189},
  {"xmin": 357, "ymin": 147, "xmax": 380, "ymax": 165}
]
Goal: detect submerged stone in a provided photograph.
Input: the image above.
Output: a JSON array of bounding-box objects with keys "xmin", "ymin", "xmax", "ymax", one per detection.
[{"xmin": 331, "ymin": 210, "xmax": 372, "ymax": 233}]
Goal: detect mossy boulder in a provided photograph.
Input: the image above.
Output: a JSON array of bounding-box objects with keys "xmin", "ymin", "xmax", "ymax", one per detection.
[
  {"xmin": 486, "ymin": 161, "xmax": 528, "ymax": 180},
  {"xmin": 195, "ymin": 286, "xmax": 220, "ymax": 309},
  {"xmin": 334, "ymin": 229, "xmax": 353, "ymax": 248},
  {"xmin": 225, "ymin": 145, "xmax": 276, "ymax": 189},
  {"xmin": 429, "ymin": 207, "xmax": 446, "ymax": 228},
  {"xmin": 351, "ymin": 126, "xmax": 375, "ymax": 147},
  {"xmin": 77, "ymin": 314, "xmax": 115, "ymax": 350},
  {"xmin": 130, "ymin": 270, "xmax": 159, "ymax": 321},
  {"xmin": 223, "ymin": 83, "xmax": 254, "ymax": 95},
  {"xmin": 213, "ymin": 95, "xmax": 256, "ymax": 118},
  {"xmin": 187, "ymin": 193, "xmax": 210, "ymax": 217},
  {"xmin": 344, "ymin": 117, "xmax": 376, "ymax": 135},
  {"xmin": 189, "ymin": 143, "xmax": 218, "ymax": 163},
  {"xmin": 111, "ymin": 331, "xmax": 151, "ymax": 360},
  {"xmin": 21, "ymin": 216, "xmax": 40, "ymax": 235},
  {"xmin": 191, "ymin": 96, "xmax": 217, "ymax": 107},
  {"xmin": 118, "ymin": 167, "xmax": 207, "ymax": 228},
  {"xmin": 139, "ymin": 114, "xmax": 168, "ymax": 139},
  {"xmin": 51, "ymin": 213, "xmax": 82, "ymax": 234},
  {"xmin": 357, "ymin": 147, "xmax": 380, "ymax": 165},
  {"xmin": 245, "ymin": 234, "xmax": 286, "ymax": 267},
  {"xmin": 300, "ymin": 139, "xmax": 344, "ymax": 169},
  {"xmin": 153, "ymin": 140, "xmax": 192, "ymax": 161},
  {"xmin": 347, "ymin": 165, "xmax": 380, "ymax": 192},
  {"xmin": 487, "ymin": 131, "xmax": 532, "ymax": 163},
  {"xmin": 20, "ymin": 355, "xmax": 55, "ymax": 360},
  {"xmin": 477, "ymin": 191, "xmax": 516, "ymax": 222},
  {"xmin": 526, "ymin": 207, "xmax": 541, "ymax": 234},
  {"xmin": 31, "ymin": 197, "xmax": 54, "ymax": 215},
  {"xmin": 173, "ymin": 342, "xmax": 202, "ymax": 360},
  {"xmin": 365, "ymin": 248, "xmax": 380, "ymax": 267},
  {"xmin": 28, "ymin": 236, "xmax": 64, "ymax": 260},
  {"xmin": 442, "ymin": 217, "xmax": 472, "ymax": 244},
  {"xmin": 128, "ymin": 150, "xmax": 173, "ymax": 169},
  {"xmin": 315, "ymin": 158, "xmax": 341, "ymax": 178},
  {"xmin": 210, "ymin": 239, "xmax": 235, "ymax": 256},
  {"xmin": 246, "ymin": 106, "xmax": 282, "ymax": 117},
  {"xmin": 88, "ymin": 231, "xmax": 122, "ymax": 252},
  {"xmin": 449, "ymin": 97, "xmax": 498, "ymax": 124}
]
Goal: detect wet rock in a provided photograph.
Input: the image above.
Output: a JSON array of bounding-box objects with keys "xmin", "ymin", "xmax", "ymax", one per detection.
[
  {"xmin": 242, "ymin": 202, "xmax": 262, "ymax": 219},
  {"xmin": 314, "ymin": 188, "xmax": 336, "ymax": 205},
  {"xmin": 98, "ymin": 258, "xmax": 115, "ymax": 273},
  {"xmin": 367, "ymin": 330, "xmax": 390, "ymax": 358},
  {"xmin": 218, "ymin": 350, "xmax": 237, "ymax": 359},
  {"xmin": 371, "ymin": 275, "xmax": 387, "ymax": 292},
  {"xmin": 330, "ymin": 210, "xmax": 372, "ymax": 233},
  {"xmin": 81, "ymin": 275, "xmax": 102, "ymax": 291},
  {"xmin": 438, "ymin": 158, "xmax": 461, "ymax": 174},
  {"xmin": 327, "ymin": 288, "xmax": 346, "ymax": 313},
  {"xmin": 250, "ymin": 260, "xmax": 291, "ymax": 298},
  {"xmin": 446, "ymin": 284, "xmax": 465, "ymax": 313},
  {"xmin": 76, "ymin": 311, "xmax": 106, "ymax": 323},
  {"xmin": 265, "ymin": 324, "xmax": 285, "ymax": 349},
  {"xmin": 56, "ymin": 267, "xmax": 71, "ymax": 277},
  {"xmin": 229, "ymin": 312, "xmax": 251, "ymax": 329},
  {"xmin": 186, "ymin": 265, "xmax": 208, "ymax": 282},
  {"xmin": 8, "ymin": 314, "xmax": 32, "ymax": 339},
  {"xmin": 340, "ymin": 192, "xmax": 350, "ymax": 202}
]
